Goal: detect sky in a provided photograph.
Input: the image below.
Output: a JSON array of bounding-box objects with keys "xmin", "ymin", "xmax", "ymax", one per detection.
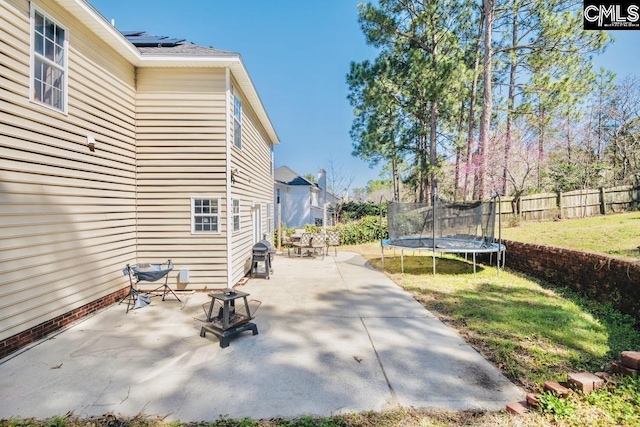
[{"xmin": 88, "ymin": 0, "xmax": 639, "ymax": 192}]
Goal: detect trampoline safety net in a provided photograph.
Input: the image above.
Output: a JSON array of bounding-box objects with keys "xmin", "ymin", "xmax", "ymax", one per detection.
[{"xmin": 387, "ymin": 198, "xmax": 497, "ymax": 250}]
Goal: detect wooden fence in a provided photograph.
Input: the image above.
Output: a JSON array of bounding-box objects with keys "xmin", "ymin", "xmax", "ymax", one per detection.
[{"xmin": 496, "ymin": 185, "xmax": 640, "ymax": 221}]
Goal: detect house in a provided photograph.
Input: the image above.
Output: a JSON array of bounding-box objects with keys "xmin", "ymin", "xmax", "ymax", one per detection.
[
  {"xmin": 0, "ymin": 0, "xmax": 279, "ymax": 358},
  {"xmin": 274, "ymin": 166, "xmax": 340, "ymax": 228}
]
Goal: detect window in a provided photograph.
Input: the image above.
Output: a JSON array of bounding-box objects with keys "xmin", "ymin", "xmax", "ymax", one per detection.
[
  {"xmin": 232, "ymin": 199, "xmax": 240, "ymax": 232},
  {"xmin": 191, "ymin": 198, "xmax": 220, "ymax": 233},
  {"xmin": 31, "ymin": 6, "xmax": 67, "ymax": 112},
  {"xmin": 233, "ymin": 94, "xmax": 242, "ymax": 149},
  {"xmin": 266, "ymin": 203, "xmax": 273, "ymax": 234},
  {"xmin": 270, "ymin": 147, "xmax": 274, "ymax": 175}
]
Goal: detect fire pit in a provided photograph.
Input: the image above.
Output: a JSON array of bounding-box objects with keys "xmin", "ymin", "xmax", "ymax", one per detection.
[{"xmin": 200, "ymin": 289, "xmax": 258, "ymax": 348}]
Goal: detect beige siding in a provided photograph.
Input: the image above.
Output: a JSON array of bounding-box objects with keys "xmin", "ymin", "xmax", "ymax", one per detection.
[
  {"xmin": 136, "ymin": 68, "xmax": 229, "ymax": 289},
  {"xmin": 229, "ymin": 79, "xmax": 275, "ymax": 283},
  {"xmin": 0, "ymin": 0, "xmax": 137, "ymax": 340}
]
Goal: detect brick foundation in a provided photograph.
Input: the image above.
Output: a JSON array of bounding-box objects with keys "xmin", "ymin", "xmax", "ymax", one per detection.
[{"xmin": 0, "ymin": 287, "xmax": 128, "ymax": 360}]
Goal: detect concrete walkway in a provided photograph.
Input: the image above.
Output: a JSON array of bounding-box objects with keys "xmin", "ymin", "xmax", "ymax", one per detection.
[{"xmin": 0, "ymin": 252, "xmax": 524, "ymax": 421}]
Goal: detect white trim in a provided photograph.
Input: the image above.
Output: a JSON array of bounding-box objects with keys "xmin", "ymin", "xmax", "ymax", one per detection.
[
  {"xmin": 190, "ymin": 197, "xmax": 221, "ymax": 234},
  {"xmin": 266, "ymin": 202, "xmax": 273, "ymax": 234},
  {"xmin": 29, "ymin": 4, "xmax": 69, "ymax": 114},
  {"xmin": 252, "ymin": 202, "xmax": 262, "ymax": 244},
  {"xmin": 225, "ymin": 68, "xmax": 233, "ymax": 289}
]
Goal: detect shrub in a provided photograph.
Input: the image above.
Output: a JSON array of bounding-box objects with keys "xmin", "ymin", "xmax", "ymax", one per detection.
[
  {"xmin": 274, "ymin": 216, "xmax": 388, "ymax": 246},
  {"xmin": 338, "ymin": 201, "xmax": 387, "ymax": 221},
  {"xmin": 334, "ymin": 215, "xmax": 388, "ymax": 245}
]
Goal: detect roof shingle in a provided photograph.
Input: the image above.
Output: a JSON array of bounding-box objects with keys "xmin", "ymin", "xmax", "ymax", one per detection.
[{"xmin": 123, "ymin": 31, "xmax": 234, "ymax": 56}]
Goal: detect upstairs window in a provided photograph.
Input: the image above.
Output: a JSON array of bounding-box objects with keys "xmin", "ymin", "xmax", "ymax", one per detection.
[
  {"xmin": 233, "ymin": 94, "xmax": 242, "ymax": 149},
  {"xmin": 191, "ymin": 198, "xmax": 220, "ymax": 233},
  {"xmin": 31, "ymin": 6, "xmax": 67, "ymax": 112}
]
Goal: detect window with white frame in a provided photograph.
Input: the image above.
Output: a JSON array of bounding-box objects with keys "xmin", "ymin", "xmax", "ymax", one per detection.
[
  {"xmin": 191, "ymin": 198, "xmax": 220, "ymax": 233},
  {"xmin": 270, "ymin": 147, "xmax": 274, "ymax": 175},
  {"xmin": 31, "ymin": 6, "xmax": 67, "ymax": 112},
  {"xmin": 232, "ymin": 199, "xmax": 240, "ymax": 232},
  {"xmin": 310, "ymin": 190, "xmax": 319, "ymax": 207},
  {"xmin": 266, "ymin": 202, "xmax": 273, "ymax": 234},
  {"xmin": 233, "ymin": 94, "xmax": 242, "ymax": 149}
]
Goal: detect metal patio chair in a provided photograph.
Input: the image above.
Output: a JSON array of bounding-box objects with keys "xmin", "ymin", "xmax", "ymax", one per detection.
[
  {"xmin": 120, "ymin": 260, "xmax": 180, "ymax": 313},
  {"xmin": 326, "ymin": 230, "xmax": 340, "ymax": 256},
  {"xmin": 291, "ymin": 232, "xmax": 312, "ymax": 257},
  {"xmin": 310, "ymin": 233, "xmax": 326, "ymax": 259}
]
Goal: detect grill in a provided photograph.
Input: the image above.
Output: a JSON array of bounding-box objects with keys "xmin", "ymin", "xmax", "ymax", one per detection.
[{"xmin": 251, "ymin": 239, "xmax": 276, "ymax": 279}]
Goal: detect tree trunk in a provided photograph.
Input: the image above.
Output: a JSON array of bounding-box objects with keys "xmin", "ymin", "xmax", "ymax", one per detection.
[
  {"xmin": 476, "ymin": 0, "xmax": 494, "ymax": 200},
  {"xmin": 537, "ymin": 101, "xmax": 545, "ymax": 190},
  {"xmin": 417, "ymin": 128, "xmax": 429, "ymax": 203},
  {"xmin": 430, "ymin": 31, "xmax": 439, "ymax": 200},
  {"xmin": 464, "ymin": 14, "xmax": 484, "ymax": 202},
  {"xmin": 503, "ymin": 7, "xmax": 518, "ymax": 197},
  {"xmin": 392, "ymin": 155, "xmax": 400, "ymax": 202},
  {"xmin": 454, "ymin": 100, "xmax": 466, "ymax": 201}
]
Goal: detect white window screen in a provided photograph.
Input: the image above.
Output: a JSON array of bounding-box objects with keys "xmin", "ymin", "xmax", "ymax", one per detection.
[
  {"xmin": 31, "ymin": 8, "xmax": 67, "ymax": 112},
  {"xmin": 233, "ymin": 95, "xmax": 242, "ymax": 149},
  {"xmin": 233, "ymin": 199, "xmax": 240, "ymax": 232},
  {"xmin": 192, "ymin": 198, "xmax": 220, "ymax": 233}
]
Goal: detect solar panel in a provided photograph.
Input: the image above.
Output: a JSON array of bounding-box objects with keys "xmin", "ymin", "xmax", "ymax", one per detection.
[
  {"xmin": 121, "ymin": 31, "xmax": 145, "ymax": 37},
  {"xmin": 121, "ymin": 31, "xmax": 185, "ymax": 47}
]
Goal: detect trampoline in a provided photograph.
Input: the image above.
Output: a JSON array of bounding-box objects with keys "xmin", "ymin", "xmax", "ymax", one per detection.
[{"xmin": 382, "ymin": 195, "xmax": 505, "ymax": 275}]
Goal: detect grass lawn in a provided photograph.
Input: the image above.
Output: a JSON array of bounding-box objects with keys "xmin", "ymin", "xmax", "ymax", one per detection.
[
  {"xmin": 500, "ymin": 211, "xmax": 640, "ymax": 260},
  {"xmin": 350, "ymin": 242, "xmax": 640, "ymax": 389}
]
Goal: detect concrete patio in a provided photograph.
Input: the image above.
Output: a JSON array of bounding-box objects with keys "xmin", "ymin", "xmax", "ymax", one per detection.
[{"xmin": 0, "ymin": 251, "xmax": 524, "ymax": 421}]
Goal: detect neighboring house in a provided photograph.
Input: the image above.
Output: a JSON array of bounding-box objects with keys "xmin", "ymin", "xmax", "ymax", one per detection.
[
  {"xmin": 0, "ymin": 0, "xmax": 278, "ymax": 357},
  {"xmin": 274, "ymin": 166, "xmax": 340, "ymax": 228}
]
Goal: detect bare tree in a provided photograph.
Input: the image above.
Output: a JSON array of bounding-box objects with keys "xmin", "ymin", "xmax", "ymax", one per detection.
[
  {"xmin": 603, "ymin": 77, "xmax": 640, "ymax": 185},
  {"xmin": 500, "ymin": 121, "xmax": 539, "ymax": 214},
  {"xmin": 322, "ymin": 153, "xmax": 356, "ymax": 197}
]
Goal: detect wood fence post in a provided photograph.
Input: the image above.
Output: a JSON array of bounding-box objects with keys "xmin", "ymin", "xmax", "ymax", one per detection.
[
  {"xmin": 557, "ymin": 191, "xmax": 563, "ymax": 219},
  {"xmin": 600, "ymin": 187, "xmax": 606, "ymax": 215},
  {"xmin": 517, "ymin": 197, "xmax": 522, "ymax": 220}
]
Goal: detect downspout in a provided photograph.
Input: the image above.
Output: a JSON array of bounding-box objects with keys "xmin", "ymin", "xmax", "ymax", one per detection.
[
  {"xmin": 134, "ymin": 70, "xmax": 139, "ymax": 264},
  {"xmin": 225, "ymin": 68, "xmax": 233, "ymax": 289}
]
